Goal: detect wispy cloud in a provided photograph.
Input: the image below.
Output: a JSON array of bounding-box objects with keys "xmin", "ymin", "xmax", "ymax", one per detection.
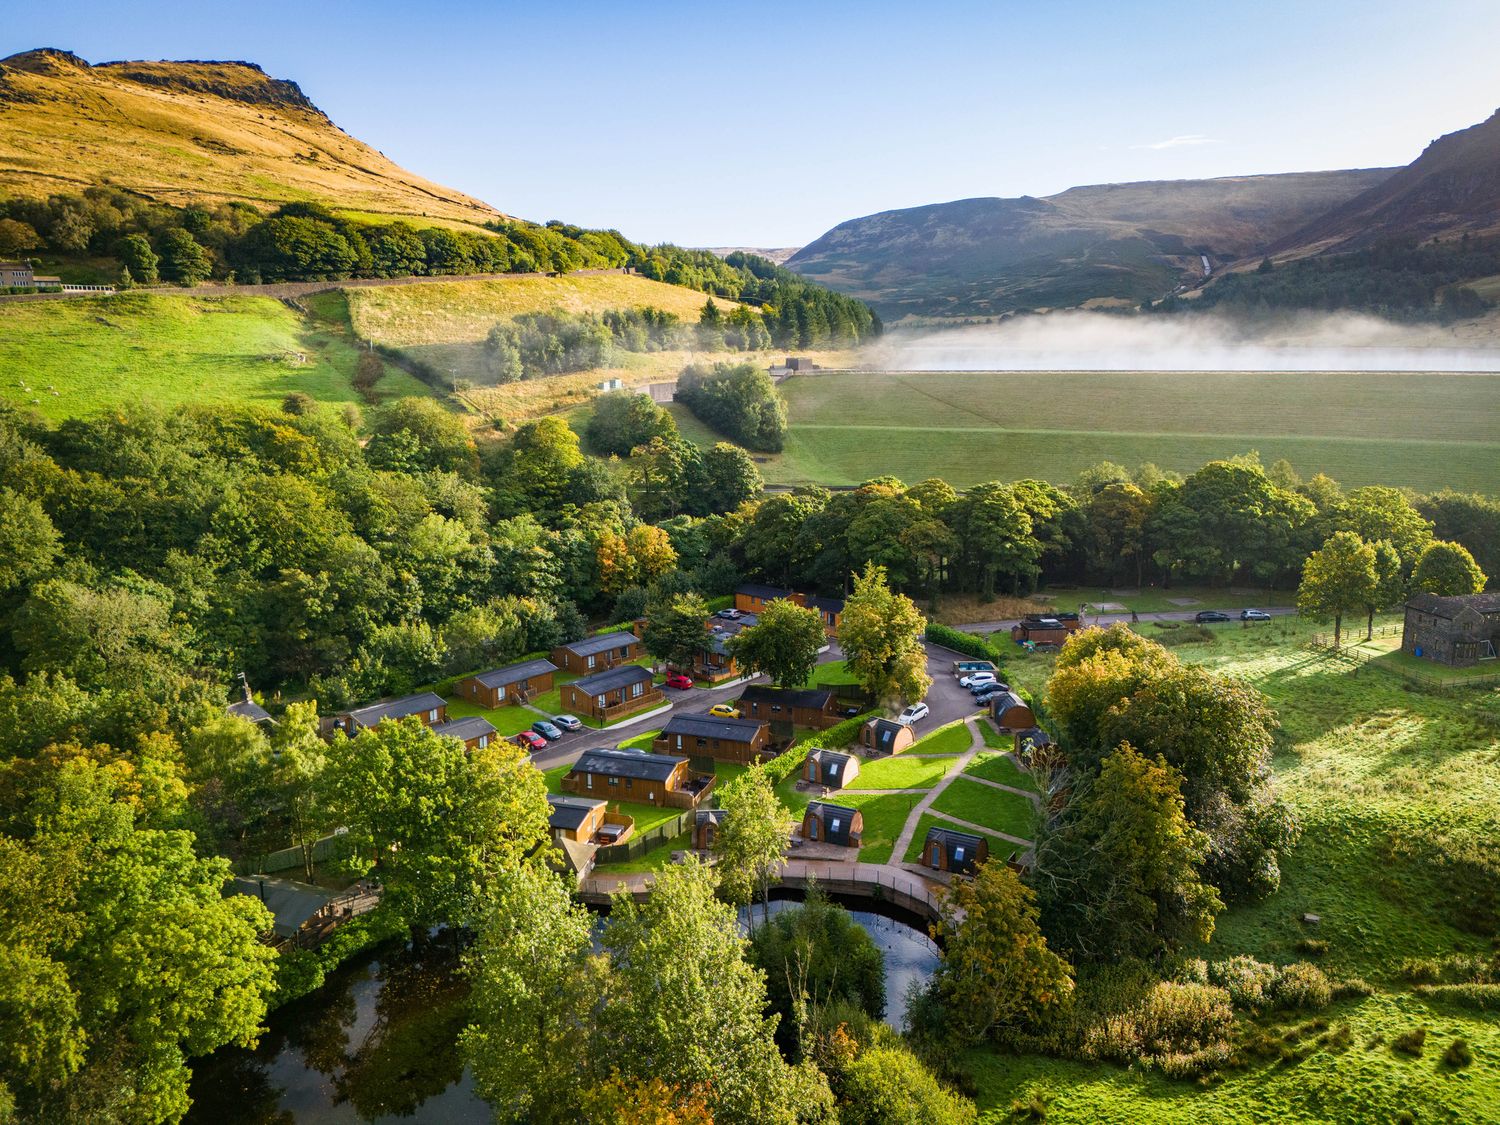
[{"xmin": 1130, "ymin": 134, "xmax": 1223, "ymax": 151}]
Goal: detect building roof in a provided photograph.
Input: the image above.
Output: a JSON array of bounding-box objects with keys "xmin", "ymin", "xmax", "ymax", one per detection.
[
  {"xmin": 661, "ymin": 713, "xmax": 767, "ymax": 742},
  {"xmin": 807, "ymin": 749, "xmax": 856, "ymax": 777},
  {"xmin": 736, "ymin": 582, "xmax": 792, "ymax": 600},
  {"xmin": 430, "ymin": 716, "xmax": 497, "ymax": 742},
  {"xmin": 807, "ymin": 800, "xmax": 858, "ymax": 819},
  {"xmin": 866, "ymin": 718, "xmax": 908, "ymax": 751},
  {"xmin": 696, "ymin": 808, "xmax": 727, "ymax": 828},
  {"xmin": 229, "ymin": 876, "xmax": 332, "ymax": 939},
  {"xmin": 227, "ymin": 699, "xmax": 273, "ymax": 724},
  {"xmin": 740, "ymin": 684, "xmax": 836, "ymax": 710},
  {"xmin": 1014, "ymin": 726, "xmax": 1052, "ymax": 746},
  {"xmin": 548, "ymin": 793, "xmax": 606, "ymax": 831},
  {"xmin": 468, "ymin": 658, "xmax": 558, "ymax": 689},
  {"xmin": 806, "ymin": 800, "xmax": 859, "ymax": 844},
  {"xmin": 571, "ymin": 663, "xmax": 655, "ymax": 695},
  {"xmin": 989, "ymin": 691, "xmax": 1028, "ymax": 714},
  {"xmin": 806, "ymin": 594, "xmax": 845, "ymax": 615},
  {"xmin": 0, "ymin": 261, "xmax": 30, "ymax": 270},
  {"xmin": 344, "ymin": 691, "xmax": 446, "ymax": 729},
  {"xmin": 1406, "ymin": 591, "xmax": 1500, "ymax": 618},
  {"xmin": 571, "ymin": 747, "xmax": 686, "ymax": 782},
  {"xmin": 560, "ymin": 630, "xmax": 639, "ymax": 658},
  {"xmin": 925, "ymin": 825, "xmax": 986, "ymax": 864}
]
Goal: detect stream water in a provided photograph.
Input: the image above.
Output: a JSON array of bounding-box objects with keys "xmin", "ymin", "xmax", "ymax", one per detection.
[{"xmin": 187, "ymin": 893, "xmax": 938, "ymax": 1124}]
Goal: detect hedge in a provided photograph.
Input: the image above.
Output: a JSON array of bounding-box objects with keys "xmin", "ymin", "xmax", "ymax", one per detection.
[
  {"xmin": 925, "ymin": 622, "xmax": 1005, "ymax": 666},
  {"xmin": 760, "ymin": 709, "xmax": 881, "ymax": 787}
]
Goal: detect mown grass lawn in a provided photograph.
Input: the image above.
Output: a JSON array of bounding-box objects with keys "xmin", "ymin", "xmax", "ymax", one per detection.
[
  {"xmin": 900, "ymin": 813, "xmax": 1017, "ymax": 866},
  {"xmin": 907, "ymin": 719, "xmax": 974, "ymax": 756},
  {"xmin": 442, "ymin": 697, "xmax": 540, "ymax": 736},
  {"xmin": 963, "ymin": 750, "xmax": 1038, "ymax": 792},
  {"xmin": 799, "ymin": 660, "xmax": 860, "ymax": 690},
  {"xmin": 833, "ymin": 790, "xmax": 923, "ymax": 863},
  {"xmin": 927, "ymin": 777, "xmax": 1037, "ymax": 841},
  {"xmin": 846, "ymin": 754, "xmax": 954, "ymax": 790}
]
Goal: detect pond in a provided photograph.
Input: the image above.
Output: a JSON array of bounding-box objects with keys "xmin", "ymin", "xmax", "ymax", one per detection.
[{"xmin": 186, "ymin": 893, "xmax": 939, "ymax": 1124}]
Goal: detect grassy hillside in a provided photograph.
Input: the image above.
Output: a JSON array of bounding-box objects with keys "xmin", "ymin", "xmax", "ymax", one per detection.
[
  {"xmin": 979, "ymin": 615, "xmax": 1500, "ymax": 1123},
  {"xmin": 759, "ymin": 369, "xmax": 1500, "ymax": 492},
  {"xmin": 787, "ymin": 170, "xmax": 1393, "ymax": 321},
  {"xmin": 0, "ymin": 49, "xmax": 503, "ymax": 230},
  {"xmin": 0, "ymin": 291, "xmax": 425, "ymax": 419}
]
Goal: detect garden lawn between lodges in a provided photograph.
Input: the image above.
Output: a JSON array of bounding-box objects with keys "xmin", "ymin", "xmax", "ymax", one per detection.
[
  {"xmin": 441, "ymin": 697, "xmax": 539, "ymax": 737},
  {"xmin": 900, "ymin": 813, "xmax": 1017, "ymax": 866},
  {"xmin": 926, "ymin": 777, "xmax": 1038, "ymax": 841},
  {"xmin": 967, "ymin": 611, "xmax": 1500, "ymax": 1122},
  {"xmin": 963, "ymin": 749, "xmax": 1039, "ymax": 792},
  {"xmin": 906, "ymin": 719, "xmax": 974, "ymax": 756},
  {"xmin": 845, "ymin": 754, "xmax": 955, "ymax": 790},
  {"xmin": 763, "ymin": 369, "xmax": 1500, "ymax": 493},
  {"xmin": 0, "ymin": 291, "xmax": 427, "ymax": 421}
]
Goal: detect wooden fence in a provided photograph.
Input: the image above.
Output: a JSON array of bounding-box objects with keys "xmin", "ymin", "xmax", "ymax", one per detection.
[{"xmin": 1305, "ymin": 637, "xmax": 1500, "ymax": 692}]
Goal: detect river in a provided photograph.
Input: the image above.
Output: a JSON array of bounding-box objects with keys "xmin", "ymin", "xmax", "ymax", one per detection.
[{"xmin": 186, "ymin": 894, "xmax": 938, "ymax": 1124}]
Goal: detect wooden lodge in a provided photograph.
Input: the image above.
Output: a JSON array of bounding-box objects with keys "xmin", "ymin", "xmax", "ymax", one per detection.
[
  {"xmin": 331, "ymin": 691, "xmax": 446, "ymax": 735},
  {"xmin": 733, "ymin": 584, "xmax": 844, "ymax": 633},
  {"xmin": 989, "ymin": 691, "xmax": 1036, "ymax": 731},
  {"xmin": 922, "ymin": 826, "xmax": 988, "ymax": 876},
  {"xmin": 430, "ymin": 715, "xmax": 497, "ymax": 750},
  {"xmin": 802, "ymin": 800, "xmax": 862, "ymax": 848},
  {"xmin": 1402, "ymin": 592, "xmax": 1500, "ymax": 667},
  {"xmin": 458, "ymin": 657, "xmax": 557, "ymax": 709},
  {"xmin": 739, "ymin": 685, "xmax": 841, "ymax": 729},
  {"xmin": 653, "ymin": 713, "xmax": 771, "ymax": 764},
  {"xmin": 547, "ymin": 793, "xmax": 633, "ymax": 846},
  {"xmin": 803, "ymin": 748, "xmax": 859, "ymax": 790},
  {"xmin": 692, "ymin": 614, "xmax": 755, "ymax": 683},
  {"xmin": 1010, "ymin": 614, "xmax": 1081, "ymax": 646},
  {"xmin": 561, "ymin": 748, "xmax": 714, "ymax": 809},
  {"xmin": 560, "ymin": 665, "xmax": 663, "ymax": 724},
  {"xmin": 551, "ymin": 630, "xmax": 644, "ymax": 675},
  {"xmin": 859, "ymin": 716, "xmax": 915, "ymax": 756}
]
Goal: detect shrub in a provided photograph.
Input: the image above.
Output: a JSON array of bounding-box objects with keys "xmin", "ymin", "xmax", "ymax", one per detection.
[
  {"xmin": 1295, "ymin": 938, "xmax": 1328, "ymax": 957},
  {"xmin": 1391, "ymin": 1027, "xmax": 1426, "ymax": 1056},
  {"xmin": 1083, "ymin": 981, "xmax": 1235, "ymax": 1077},
  {"xmin": 1273, "ymin": 963, "xmax": 1332, "ymax": 1010},
  {"xmin": 1413, "ymin": 983, "xmax": 1500, "ymax": 1011},
  {"xmin": 819, "ymin": 710, "xmax": 880, "ymax": 750},
  {"xmin": 1208, "ymin": 956, "xmax": 1279, "ymax": 1009},
  {"xmin": 1443, "ymin": 1038, "xmax": 1473, "ymax": 1068}
]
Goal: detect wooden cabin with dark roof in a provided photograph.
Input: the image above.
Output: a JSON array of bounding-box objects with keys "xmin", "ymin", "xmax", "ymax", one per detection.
[
  {"xmin": 551, "ymin": 630, "xmax": 644, "ymax": 675},
  {"xmin": 561, "ymin": 748, "xmax": 714, "ymax": 808},
  {"xmin": 693, "ymin": 807, "xmax": 727, "ymax": 850},
  {"xmin": 739, "ymin": 685, "xmax": 841, "ymax": 729},
  {"xmin": 430, "ymin": 715, "xmax": 497, "ymax": 750},
  {"xmin": 332, "ymin": 691, "xmax": 446, "ymax": 735},
  {"xmin": 989, "ymin": 691, "xmax": 1036, "ymax": 732},
  {"xmin": 859, "ymin": 716, "xmax": 915, "ymax": 755},
  {"xmin": 560, "ymin": 665, "xmax": 663, "ymax": 723},
  {"xmin": 653, "ymin": 713, "xmax": 771, "ymax": 765},
  {"xmin": 801, "ymin": 800, "xmax": 861, "ymax": 848},
  {"xmin": 458, "ymin": 658, "xmax": 557, "ymax": 709},
  {"xmin": 733, "ymin": 584, "xmax": 843, "ymax": 634},
  {"xmin": 803, "ymin": 749, "xmax": 859, "ymax": 790},
  {"xmin": 1402, "ymin": 592, "xmax": 1500, "ymax": 667},
  {"xmin": 547, "ymin": 793, "xmax": 633, "ymax": 846},
  {"xmin": 922, "ymin": 826, "xmax": 988, "ymax": 875}
]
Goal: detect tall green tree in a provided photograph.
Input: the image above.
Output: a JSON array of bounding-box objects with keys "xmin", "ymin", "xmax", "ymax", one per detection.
[
  {"xmin": 1297, "ymin": 530, "xmax": 1378, "ymax": 647},
  {"xmin": 712, "ymin": 766, "xmax": 789, "ymax": 921},
  {"xmin": 157, "ymin": 227, "xmax": 213, "ymax": 285},
  {"xmin": 836, "ymin": 564, "xmax": 931, "ymax": 705},
  {"xmin": 642, "ymin": 591, "xmax": 710, "ymax": 671},
  {"xmin": 1411, "ymin": 539, "xmax": 1488, "ymax": 597},
  {"xmin": 728, "ymin": 597, "xmax": 826, "ymax": 687}
]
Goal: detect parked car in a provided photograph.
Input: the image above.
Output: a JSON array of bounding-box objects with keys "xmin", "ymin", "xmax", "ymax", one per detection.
[
  {"xmin": 1195, "ymin": 610, "xmax": 1232, "ymax": 623},
  {"xmin": 960, "ymin": 672, "xmax": 997, "ymax": 689},
  {"xmin": 664, "ymin": 673, "xmax": 694, "ymax": 690},
  {"xmin": 531, "ymin": 720, "xmax": 562, "ymax": 741},
  {"xmin": 897, "ymin": 702, "xmax": 930, "ymax": 725},
  {"xmin": 953, "ymin": 660, "xmax": 997, "ymax": 675},
  {"xmin": 973, "ymin": 682, "xmax": 1012, "ymax": 702},
  {"xmin": 512, "ymin": 731, "xmax": 546, "ymax": 752},
  {"xmin": 708, "ymin": 703, "xmax": 742, "ymax": 718},
  {"xmin": 715, "ymin": 608, "xmax": 743, "ymax": 620},
  {"xmin": 552, "ymin": 714, "xmax": 582, "ymax": 732},
  {"xmin": 1240, "ymin": 609, "xmax": 1272, "ymax": 622}
]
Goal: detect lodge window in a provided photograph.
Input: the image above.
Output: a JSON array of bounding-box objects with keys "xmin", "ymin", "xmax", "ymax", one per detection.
[
  {"xmin": 619, "ymin": 646, "xmax": 630, "ymax": 658},
  {"xmin": 696, "ymin": 737, "xmax": 706, "ymax": 748},
  {"xmin": 631, "ymin": 682, "xmax": 644, "ymax": 698},
  {"xmin": 587, "ymin": 654, "xmax": 596, "ymax": 669},
  {"xmin": 596, "ymin": 695, "xmax": 606, "ymax": 708},
  {"xmin": 954, "ymin": 846, "xmax": 965, "ymax": 862},
  {"xmin": 586, "ymin": 775, "xmax": 593, "ymax": 790},
  {"xmin": 625, "ymin": 778, "xmax": 633, "ymax": 790},
  {"xmin": 608, "ymin": 777, "xmax": 619, "ymax": 787},
  {"xmin": 428, "ymin": 709, "xmax": 438, "ymax": 722},
  {"xmin": 478, "ymin": 736, "xmax": 488, "ymax": 748},
  {"xmin": 828, "ymin": 763, "xmax": 839, "ymax": 776},
  {"xmin": 831, "ymin": 818, "xmax": 842, "ymax": 833}
]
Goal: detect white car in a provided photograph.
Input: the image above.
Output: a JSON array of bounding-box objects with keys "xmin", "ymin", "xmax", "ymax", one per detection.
[
  {"xmin": 897, "ymin": 702, "xmax": 929, "ymax": 726},
  {"xmin": 959, "ymin": 672, "xmax": 997, "ymax": 689}
]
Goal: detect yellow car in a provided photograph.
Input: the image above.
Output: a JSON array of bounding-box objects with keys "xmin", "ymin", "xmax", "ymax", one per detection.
[{"xmin": 709, "ymin": 703, "xmax": 742, "ymax": 719}]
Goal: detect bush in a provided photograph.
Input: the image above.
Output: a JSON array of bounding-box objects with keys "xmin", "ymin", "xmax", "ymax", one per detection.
[
  {"xmin": 1207, "ymin": 956, "xmax": 1279, "ymax": 1009},
  {"xmin": 819, "ymin": 710, "xmax": 880, "ymax": 750},
  {"xmin": 1295, "ymin": 938, "xmax": 1328, "ymax": 957},
  {"xmin": 1443, "ymin": 1038, "xmax": 1473, "ymax": 1068},
  {"xmin": 1413, "ymin": 983, "xmax": 1500, "ymax": 1011},
  {"xmin": 1391, "ymin": 1027, "xmax": 1427, "ymax": 1056},
  {"xmin": 925, "ymin": 622, "xmax": 1005, "ymax": 667},
  {"xmin": 1083, "ymin": 981, "xmax": 1235, "ymax": 1077},
  {"xmin": 1273, "ymin": 962, "xmax": 1332, "ymax": 1010}
]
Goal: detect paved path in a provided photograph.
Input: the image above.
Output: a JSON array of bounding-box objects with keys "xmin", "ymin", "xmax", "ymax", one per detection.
[
  {"xmin": 887, "ymin": 718, "xmax": 985, "ymax": 864},
  {"xmin": 961, "ymin": 770, "xmax": 1042, "ymax": 804}
]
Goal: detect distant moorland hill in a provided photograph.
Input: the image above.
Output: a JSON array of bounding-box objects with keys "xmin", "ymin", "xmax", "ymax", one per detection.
[
  {"xmin": 786, "ymin": 170, "xmax": 1392, "ymax": 320},
  {"xmin": 0, "ymin": 48, "xmax": 505, "ymax": 230}
]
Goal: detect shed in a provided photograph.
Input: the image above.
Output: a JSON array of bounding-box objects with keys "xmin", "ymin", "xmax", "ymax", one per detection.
[
  {"xmin": 804, "ymin": 749, "xmax": 859, "ymax": 789},
  {"xmin": 989, "ymin": 691, "xmax": 1036, "ymax": 731},
  {"xmin": 860, "ymin": 717, "xmax": 915, "ymax": 755},
  {"xmin": 922, "ymin": 826, "xmax": 988, "ymax": 876},
  {"xmin": 458, "ymin": 657, "xmax": 557, "ymax": 708},
  {"xmin": 802, "ymin": 800, "xmax": 862, "ymax": 847}
]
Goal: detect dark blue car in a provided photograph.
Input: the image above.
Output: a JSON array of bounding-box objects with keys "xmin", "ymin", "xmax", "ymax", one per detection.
[{"xmin": 531, "ymin": 720, "xmax": 562, "ymax": 741}]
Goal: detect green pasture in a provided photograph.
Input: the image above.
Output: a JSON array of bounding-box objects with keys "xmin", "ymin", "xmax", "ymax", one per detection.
[
  {"xmin": 763, "ymin": 369, "xmax": 1500, "ymax": 492},
  {"xmin": 907, "ymin": 720, "xmax": 975, "ymax": 756},
  {"xmin": 0, "ymin": 292, "xmax": 426, "ymax": 420}
]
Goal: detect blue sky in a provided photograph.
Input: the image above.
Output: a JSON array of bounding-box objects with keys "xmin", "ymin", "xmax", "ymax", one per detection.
[{"xmin": 7, "ymin": 0, "xmax": 1500, "ymax": 246}]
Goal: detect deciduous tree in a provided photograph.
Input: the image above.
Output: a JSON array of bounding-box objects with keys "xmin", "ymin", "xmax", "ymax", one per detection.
[
  {"xmin": 728, "ymin": 597, "xmax": 826, "ymax": 687},
  {"xmin": 836, "ymin": 564, "xmax": 931, "ymax": 706},
  {"xmin": 713, "ymin": 766, "xmax": 789, "ymax": 921},
  {"xmin": 1411, "ymin": 539, "xmax": 1488, "ymax": 597},
  {"xmin": 1297, "ymin": 531, "xmax": 1377, "ymax": 647}
]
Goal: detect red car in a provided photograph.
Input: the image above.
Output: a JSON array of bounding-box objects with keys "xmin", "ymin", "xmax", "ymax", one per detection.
[
  {"xmin": 664, "ymin": 673, "xmax": 694, "ymax": 690},
  {"xmin": 512, "ymin": 731, "xmax": 546, "ymax": 752}
]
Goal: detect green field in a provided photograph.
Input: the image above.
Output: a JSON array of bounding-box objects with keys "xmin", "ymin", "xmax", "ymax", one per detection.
[
  {"xmin": 906, "ymin": 720, "xmax": 976, "ymax": 756},
  {"xmin": 963, "ymin": 750, "xmax": 1038, "ymax": 792},
  {"xmin": 0, "ymin": 292, "xmax": 428, "ymax": 420},
  {"xmin": 974, "ymin": 613, "xmax": 1500, "ymax": 1122},
  {"xmin": 761, "ymin": 369, "xmax": 1500, "ymax": 492},
  {"xmin": 927, "ymin": 777, "xmax": 1038, "ymax": 840}
]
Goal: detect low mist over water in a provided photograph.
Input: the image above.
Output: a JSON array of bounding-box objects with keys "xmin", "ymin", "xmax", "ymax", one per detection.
[{"xmin": 869, "ymin": 311, "xmax": 1500, "ymax": 372}]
